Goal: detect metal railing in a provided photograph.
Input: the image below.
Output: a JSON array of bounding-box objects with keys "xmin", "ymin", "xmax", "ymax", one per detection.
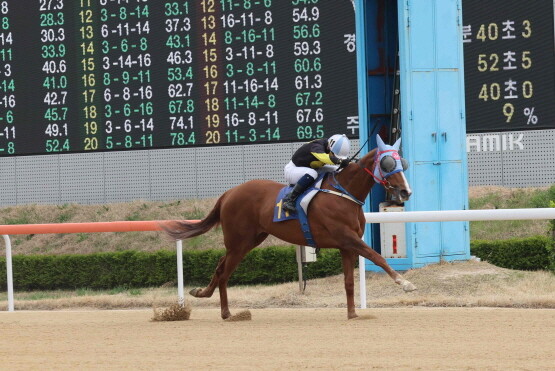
[
  {"xmin": 357, "ymin": 207, "xmax": 555, "ymax": 308},
  {"xmin": 1, "ymin": 221, "xmax": 194, "ymax": 312},
  {"xmin": 3, "ymin": 208, "xmax": 555, "ymax": 312}
]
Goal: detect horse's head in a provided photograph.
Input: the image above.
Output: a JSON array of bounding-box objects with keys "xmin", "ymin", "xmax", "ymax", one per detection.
[{"xmin": 367, "ymin": 135, "xmax": 412, "ymax": 203}]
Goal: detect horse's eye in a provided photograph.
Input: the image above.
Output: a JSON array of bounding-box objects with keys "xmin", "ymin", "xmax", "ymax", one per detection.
[
  {"xmin": 401, "ymin": 158, "xmax": 409, "ymax": 171},
  {"xmin": 380, "ymin": 156, "xmax": 396, "ymax": 173}
]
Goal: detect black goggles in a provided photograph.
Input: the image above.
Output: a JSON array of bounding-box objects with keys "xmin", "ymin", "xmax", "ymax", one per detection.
[{"xmin": 380, "ymin": 155, "xmax": 409, "ymax": 174}]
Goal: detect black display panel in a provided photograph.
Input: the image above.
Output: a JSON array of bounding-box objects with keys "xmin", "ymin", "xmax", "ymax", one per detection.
[
  {"xmin": 462, "ymin": 0, "xmax": 555, "ymax": 133},
  {"xmin": 0, "ymin": 0, "xmax": 358, "ymax": 156}
]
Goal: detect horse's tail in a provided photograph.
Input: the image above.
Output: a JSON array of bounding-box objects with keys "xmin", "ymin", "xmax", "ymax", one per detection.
[{"xmin": 160, "ymin": 194, "xmax": 225, "ymax": 240}]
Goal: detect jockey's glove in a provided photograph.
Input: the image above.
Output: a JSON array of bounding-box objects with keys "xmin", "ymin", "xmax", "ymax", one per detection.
[
  {"xmin": 339, "ymin": 159, "xmax": 350, "ymax": 168},
  {"xmin": 330, "ymin": 153, "xmax": 341, "ymax": 165}
]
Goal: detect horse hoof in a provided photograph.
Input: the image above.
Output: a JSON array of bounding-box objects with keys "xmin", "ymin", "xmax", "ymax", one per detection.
[
  {"xmin": 189, "ymin": 288, "xmax": 202, "ymax": 297},
  {"xmin": 402, "ymin": 281, "xmax": 417, "ymax": 292},
  {"xmin": 221, "ymin": 311, "xmax": 232, "ymax": 320}
]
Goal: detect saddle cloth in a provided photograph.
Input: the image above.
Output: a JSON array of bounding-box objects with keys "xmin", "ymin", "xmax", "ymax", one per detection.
[
  {"xmin": 273, "ymin": 177, "xmax": 324, "ymax": 222},
  {"xmin": 273, "ymin": 176, "xmax": 325, "ymax": 247}
]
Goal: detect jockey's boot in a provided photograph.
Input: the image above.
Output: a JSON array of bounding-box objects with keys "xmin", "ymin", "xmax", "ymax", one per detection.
[{"xmin": 282, "ymin": 174, "xmax": 315, "ymax": 213}]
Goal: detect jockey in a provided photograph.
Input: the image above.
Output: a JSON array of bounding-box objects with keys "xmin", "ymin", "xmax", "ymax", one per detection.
[{"xmin": 282, "ymin": 134, "xmax": 351, "ymax": 213}]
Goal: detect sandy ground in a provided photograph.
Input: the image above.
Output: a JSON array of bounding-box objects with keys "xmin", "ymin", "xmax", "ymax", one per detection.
[{"xmin": 0, "ymin": 308, "xmax": 553, "ymax": 370}]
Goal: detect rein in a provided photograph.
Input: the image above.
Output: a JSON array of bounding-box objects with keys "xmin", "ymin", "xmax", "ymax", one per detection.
[
  {"xmin": 325, "ymin": 172, "xmax": 365, "ymax": 206},
  {"xmin": 363, "ymin": 167, "xmax": 393, "ymax": 190},
  {"xmin": 347, "ymin": 137, "xmax": 369, "ymax": 163},
  {"xmin": 319, "ymin": 188, "xmax": 364, "ymax": 206},
  {"xmin": 325, "ymin": 144, "xmax": 400, "ymax": 205}
]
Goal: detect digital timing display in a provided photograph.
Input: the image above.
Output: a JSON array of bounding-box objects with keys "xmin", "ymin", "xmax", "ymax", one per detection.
[
  {"xmin": 462, "ymin": 0, "xmax": 555, "ymax": 133},
  {"xmin": 0, "ymin": 0, "xmax": 358, "ymax": 156}
]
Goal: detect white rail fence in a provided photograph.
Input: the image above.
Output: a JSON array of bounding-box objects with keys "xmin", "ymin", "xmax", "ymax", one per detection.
[
  {"xmin": 357, "ymin": 207, "xmax": 555, "ymax": 309},
  {"xmin": 3, "ymin": 208, "xmax": 555, "ymax": 312},
  {"xmin": 364, "ymin": 208, "xmax": 555, "ymax": 223},
  {"xmin": 2, "ymin": 235, "xmax": 184, "ymax": 313}
]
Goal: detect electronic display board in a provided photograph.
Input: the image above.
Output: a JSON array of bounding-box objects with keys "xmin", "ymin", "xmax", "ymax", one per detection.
[
  {"xmin": 462, "ymin": 0, "xmax": 555, "ymax": 133},
  {"xmin": 0, "ymin": 0, "xmax": 358, "ymax": 156}
]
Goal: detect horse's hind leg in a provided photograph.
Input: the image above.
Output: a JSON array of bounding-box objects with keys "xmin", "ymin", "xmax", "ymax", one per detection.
[
  {"xmin": 189, "ymin": 255, "xmax": 226, "ymax": 298},
  {"xmin": 340, "ymin": 250, "xmax": 358, "ymax": 319},
  {"xmin": 215, "ymin": 249, "xmax": 250, "ymax": 319},
  {"xmin": 189, "ymin": 247, "xmax": 250, "ymax": 319},
  {"xmin": 192, "ymin": 232, "xmax": 268, "ymax": 319},
  {"xmin": 216, "ymin": 232, "xmax": 269, "ymax": 319},
  {"xmin": 190, "ymin": 232, "xmax": 268, "ymax": 302}
]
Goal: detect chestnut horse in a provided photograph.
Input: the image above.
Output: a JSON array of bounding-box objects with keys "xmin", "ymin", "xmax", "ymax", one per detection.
[{"xmin": 161, "ymin": 139, "xmax": 416, "ymax": 319}]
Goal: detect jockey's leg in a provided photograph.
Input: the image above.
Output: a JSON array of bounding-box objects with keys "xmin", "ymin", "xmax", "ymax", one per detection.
[{"xmin": 282, "ymin": 173, "xmax": 315, "ymax": 212}]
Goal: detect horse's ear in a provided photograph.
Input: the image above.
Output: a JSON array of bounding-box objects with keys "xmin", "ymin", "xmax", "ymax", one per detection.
[
  {"xmin": 376, "ymin": 134, "xmax": 386, "ymax": 150},
  {"xmin": 392, "ymin": 137, "xmax": 401, "ymax": 150}
]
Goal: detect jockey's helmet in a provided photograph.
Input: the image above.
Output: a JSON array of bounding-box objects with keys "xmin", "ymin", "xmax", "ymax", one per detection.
[{"xmin": 328, "ymin": 134, "xmax": 350, "ymax": 159}]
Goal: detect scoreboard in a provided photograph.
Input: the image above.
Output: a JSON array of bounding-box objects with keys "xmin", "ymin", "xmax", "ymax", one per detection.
[
  {"xmin": 462, "ymin": 0, "xmax": 555, "ymax": 133},
  {"xmin": 0, "ymin": 0, "xmax": 358, "ymax": 156}
]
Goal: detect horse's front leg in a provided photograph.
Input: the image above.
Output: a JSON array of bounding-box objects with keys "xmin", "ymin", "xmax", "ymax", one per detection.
[
  {"xmin": 340, "ymin": 250, "xmax": 358, "ymax": 319},
  {"xmin": 346, "ymin": 234, "xmax": 417, "ymax": 292}
]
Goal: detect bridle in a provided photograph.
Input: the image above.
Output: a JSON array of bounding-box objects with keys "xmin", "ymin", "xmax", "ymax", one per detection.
[
  {"xmin": 346, "ymin": 137, "xmax": 397, "ymax": 191},
  {"xmin": 360, "ymin": 153, "xmax": 396, "ymax": 191}
]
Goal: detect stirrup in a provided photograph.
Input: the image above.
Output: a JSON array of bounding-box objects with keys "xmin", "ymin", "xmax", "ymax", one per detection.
[{"xmin": 282, "ymin": 199, "xmax": 297, "ymax": 212}]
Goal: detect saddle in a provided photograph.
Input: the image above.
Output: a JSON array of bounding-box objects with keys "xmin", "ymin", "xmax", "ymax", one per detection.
[{"xmin": 274, "ymin": 172, "xmax": 363, "ymax": 247}]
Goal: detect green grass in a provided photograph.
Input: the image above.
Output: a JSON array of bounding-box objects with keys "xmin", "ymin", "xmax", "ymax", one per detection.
[
  {"xmin": 76, "ymin": 288, "xmax": 97, "ymax": 296},
  {"xmin": 108, "ymin": 287, "xmax": 128, "ymax": 295},
  {"xmin": 20, "ymin": 292, "xmax": 64, "ymax": 301},
  {"xmin": 97, "ymin": 205, "xmax": 110, "ymax": 215},
  {"xmin": 57, "ymin": 213, "xmax": 73, "ymax": 223},
  {"xmin": 182, "ymin": 206, "xmax": 205, "ymax": 220},
  {"xmin": 129, "ymin": 288, "xmax": 143, "ymax": 296},
  {"xmin": 77, "ymin": 233, "xmax": 89, "ymax": 242},
  {"xmin": 3, "ymin": 214, "xmax": 33, "ymax": 225},
  {"xmin": 125, "ymin": 211, "xmax": 142, "ymax": 221},
  {"xmin": 0, "ymin": 287, "xmax": 156, "ymax": 303},
  {"xmin": 185, "ymin": 235, "xmax": 208, "ymax": 249},
  {"xmin": 469, "ymin": 188, "xmax": 554, "ymax": 210},
  {"xmin": 469, "ymin": 185, "xmax": 555, "ymax": 240},
  {"xmin": 159, "ymin": 200, "xmax": 181, "ymax": 208},
  {"xmin": 470, "ymin": 219, "xmax": 548, "ymax": 240}
]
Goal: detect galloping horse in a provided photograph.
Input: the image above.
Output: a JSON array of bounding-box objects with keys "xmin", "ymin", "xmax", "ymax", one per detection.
[{"xmin": 161, "ymin": 136, "xmax": 416, "ymax": 319}]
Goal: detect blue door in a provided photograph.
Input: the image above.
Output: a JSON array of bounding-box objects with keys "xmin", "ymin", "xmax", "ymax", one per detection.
[{"xmin": 398, "ymin": 0, "xmax": 469, "ymax": 266}]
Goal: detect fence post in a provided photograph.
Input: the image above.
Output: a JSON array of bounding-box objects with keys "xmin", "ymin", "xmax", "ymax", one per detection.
[
  {"xmin": 3, "ymin": 235, "xmax": 14, "ymax": 312},
  {"xmin": 176, "ymin": 240, "xmax": 184, "ymax": 306},
  {"xmin": 358, "ymin": 255, "xmax": 366, "ymax": 309}
]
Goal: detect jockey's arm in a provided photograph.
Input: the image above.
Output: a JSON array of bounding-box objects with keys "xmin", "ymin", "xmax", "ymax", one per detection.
[{"xmin": 311, "ymin": 151, "xmax": 340, "ymax": 166}]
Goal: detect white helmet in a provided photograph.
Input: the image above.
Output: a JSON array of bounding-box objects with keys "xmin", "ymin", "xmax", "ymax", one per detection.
[{"xmin": 328, "ymin": 134, "xmax": 351, "ymax": 159}]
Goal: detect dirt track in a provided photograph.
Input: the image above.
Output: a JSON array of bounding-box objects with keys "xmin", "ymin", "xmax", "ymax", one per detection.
[{"xmin": 0, "ymin": 308, "xmax": 553, "ymax": 370}]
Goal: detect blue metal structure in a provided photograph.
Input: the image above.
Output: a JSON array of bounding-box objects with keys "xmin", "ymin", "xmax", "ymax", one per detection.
[{"xmin": 356, "ymin": 0, "xmax": 470, "ymax": 271}]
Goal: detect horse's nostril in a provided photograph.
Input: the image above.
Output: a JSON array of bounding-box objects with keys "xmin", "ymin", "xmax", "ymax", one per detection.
[{"xmin": 400, "ymin": 190, "xmax": 410, "ymax": 199}]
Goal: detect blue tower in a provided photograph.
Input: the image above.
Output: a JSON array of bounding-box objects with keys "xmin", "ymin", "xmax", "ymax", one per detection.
[{"xmin": 356, "ymin": 0, "xmax": 470, "ymax": 271}]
